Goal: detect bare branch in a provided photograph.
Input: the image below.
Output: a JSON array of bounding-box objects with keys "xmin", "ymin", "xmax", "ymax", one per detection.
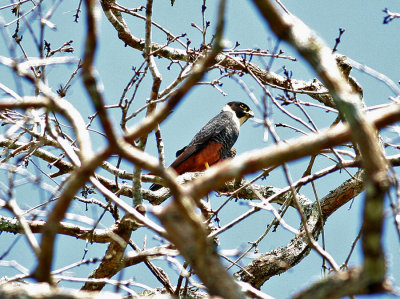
[{"xmin": 252, "ymin": 0, "xmax": 391, "ymax": 295}]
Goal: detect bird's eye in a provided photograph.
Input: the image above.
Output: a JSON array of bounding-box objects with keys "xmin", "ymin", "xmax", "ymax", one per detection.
[{"xmin": 240, "ymin": 104, "xmax": 247, "ymax": 110}]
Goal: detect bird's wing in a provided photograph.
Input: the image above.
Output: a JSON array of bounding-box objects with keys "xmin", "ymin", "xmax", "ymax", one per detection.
[
  {"xmin": 175, "ymin": 146, "xmax": 187, "ymax": 157},
  {"xmin": 171, "ymin": 144, "xmax": 198, "ymax": 170},
  {"xmin": 170, "ymin": 112, "xmax": 233, "ymax": 171}
]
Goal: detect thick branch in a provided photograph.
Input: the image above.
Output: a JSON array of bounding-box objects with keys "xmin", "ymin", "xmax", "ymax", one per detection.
[
  {"xmin": 252, "ymin": 0, "xmax": 391, "ymax": 296},
  {"xmin": 0, "ymin": 215, "xmax": 113, "ymax": 243},
  {"xmin": 82, "ymin": 0, "xmax": 118, "ymax": 148},
  {"xmin": 235, "ymin": 170, "xmax": 364, "ymax": 288},
  {"xmin": 33, "ymin": 149, "xmax": 110, "ymax": 283},
  {"xmin": 187, "ymin": 104, "xmax": 399, "ymax": 201},
  {"xmin": 157, "ymin": 199, "xmax": 244, "ymax": 299},
  {"xmin": 81, "ymin": 214, "xmax": 137, "ymax": 291},
  {"xmin": 100, "ymin": 0, "xmax": 334, "ymax": 107}
]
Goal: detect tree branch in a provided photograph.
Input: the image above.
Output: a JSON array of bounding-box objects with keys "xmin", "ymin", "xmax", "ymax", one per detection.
[{"xmin": 252, "ymin": 0, "xmax": 391, "ymax": 296}]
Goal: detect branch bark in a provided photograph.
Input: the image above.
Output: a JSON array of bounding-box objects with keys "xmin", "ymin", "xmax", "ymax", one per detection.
[{"xmin": 251, "ymin": 0, "xmax": 391, "ymax": 296}]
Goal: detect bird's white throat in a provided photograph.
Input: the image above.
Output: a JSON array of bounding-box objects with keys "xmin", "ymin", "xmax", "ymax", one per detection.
[{"xmin": 222, "ymin": 104, "xmax": 241, "ymax": 128}]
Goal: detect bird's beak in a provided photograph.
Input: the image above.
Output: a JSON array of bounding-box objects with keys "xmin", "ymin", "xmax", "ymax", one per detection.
[
  {"xmin": 245, "ymin": 110, "xmax": 254, "ymax": 120},
  {"xmin": 240, "ymin": 110, "xmax": 254, "ymax": 125}
]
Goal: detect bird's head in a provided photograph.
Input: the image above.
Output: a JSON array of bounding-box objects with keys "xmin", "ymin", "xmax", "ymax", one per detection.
[{"xmin": 224, "ymin": 101, "xmax": 254, "ymax": 125}]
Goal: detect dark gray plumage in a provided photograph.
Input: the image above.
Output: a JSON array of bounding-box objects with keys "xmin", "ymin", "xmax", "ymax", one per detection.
[{"xmin": 150, "ymin": 101, "xmax": 254, "ymax": 190}]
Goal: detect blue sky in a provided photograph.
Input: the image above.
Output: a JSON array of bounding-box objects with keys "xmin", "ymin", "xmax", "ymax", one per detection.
[{"xmin": 1, "ymin": 0, "xmax": 400, "ymax": 298}]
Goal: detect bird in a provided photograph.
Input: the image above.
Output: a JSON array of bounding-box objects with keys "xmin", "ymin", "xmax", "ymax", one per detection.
[{"xmin": 150, "ymin": 101, "xmax": 254, "ymax": 191}]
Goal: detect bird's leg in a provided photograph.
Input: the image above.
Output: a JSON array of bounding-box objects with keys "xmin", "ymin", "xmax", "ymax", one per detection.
[{"xmin": 233, "ymin": 177, "xmax": 242, "ymax": 189}]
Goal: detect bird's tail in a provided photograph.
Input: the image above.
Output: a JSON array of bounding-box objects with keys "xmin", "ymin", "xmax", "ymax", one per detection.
[{"xmin": 149, "ymin": 183, "xmax": 163, "ymax": 191}]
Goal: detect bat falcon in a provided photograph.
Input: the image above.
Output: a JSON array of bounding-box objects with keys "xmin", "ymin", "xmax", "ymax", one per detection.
[{"xmin": 150, "ymin": 101, "xmax": 254, "ymax": 190}]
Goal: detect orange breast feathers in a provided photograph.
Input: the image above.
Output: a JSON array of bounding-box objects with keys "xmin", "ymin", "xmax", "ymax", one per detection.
[{"xmin": 171, "ymin": 142, "xmax": 223, "ymax": 175}]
